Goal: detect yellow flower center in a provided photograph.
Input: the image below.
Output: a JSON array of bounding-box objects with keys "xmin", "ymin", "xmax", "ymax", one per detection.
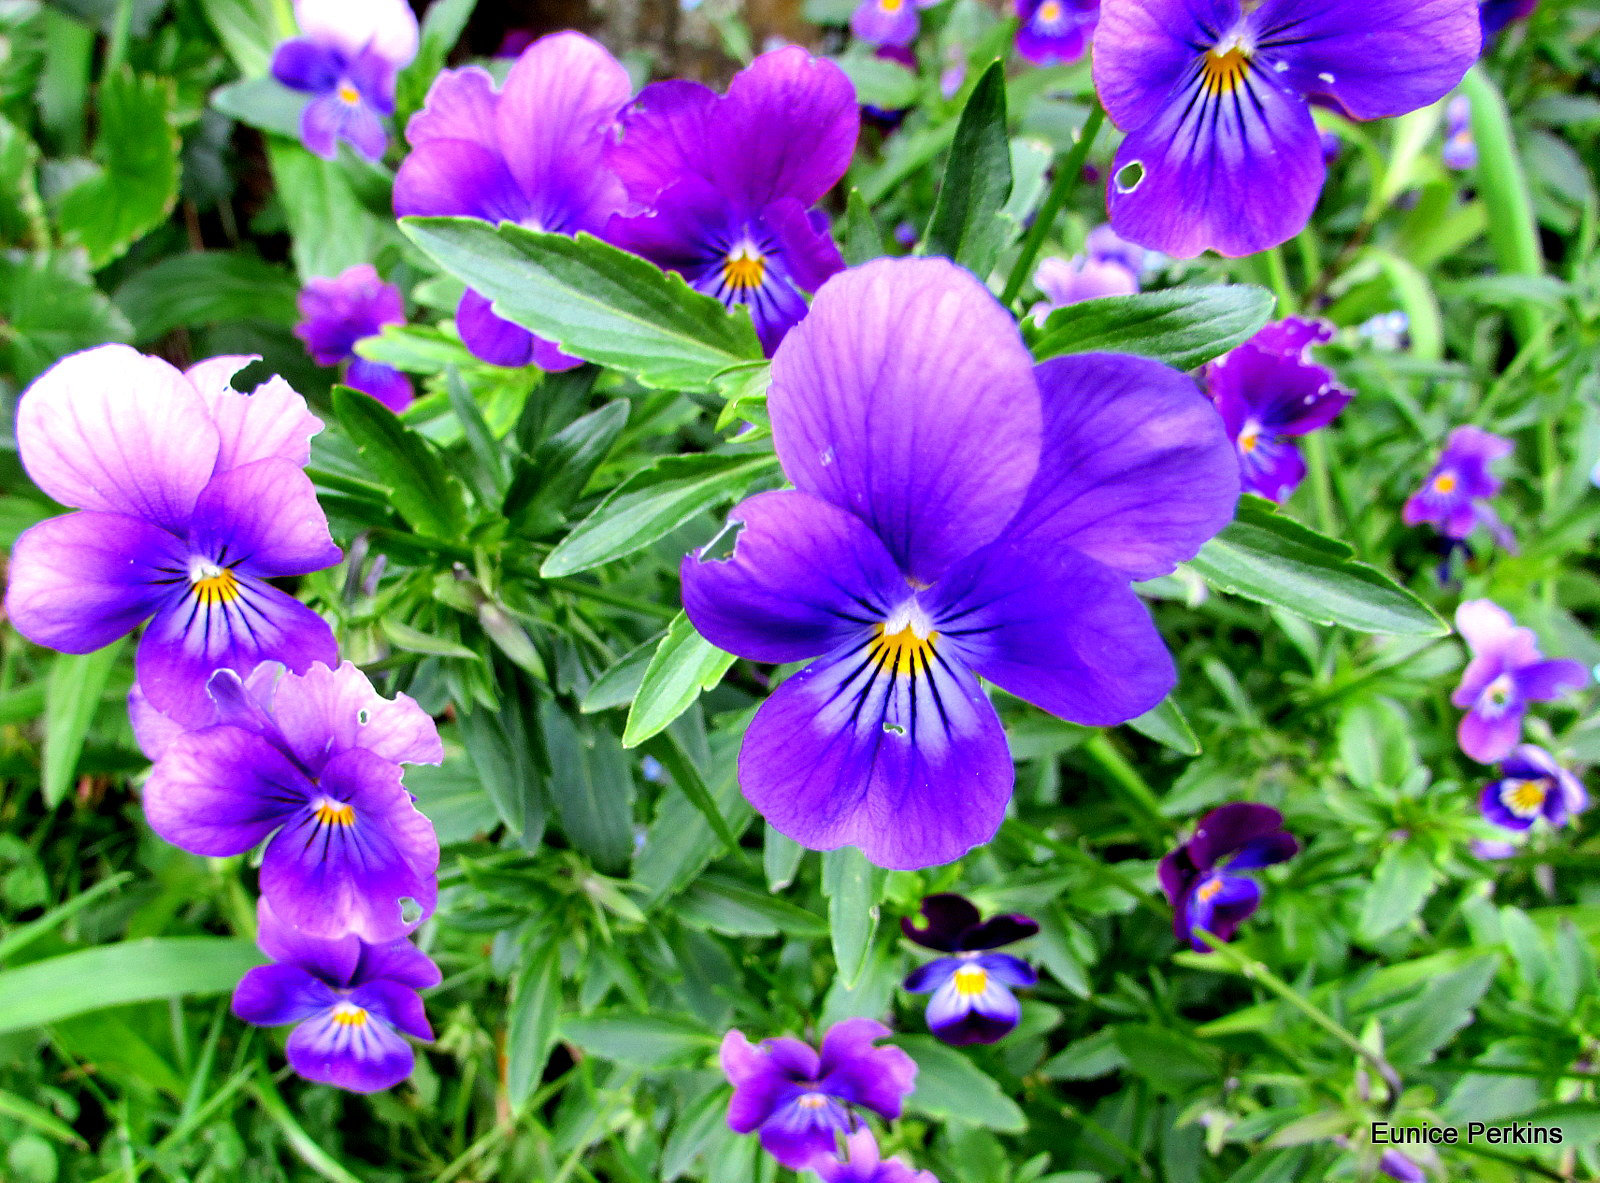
[
  {"xmin": 870, "ymin": 621, "xmax": 939, "ymax": 677},
  {"xmin": 1197, "ymin": 877, "xmax": 1224, "ymax": 903},
  {"xmin": 723, "ymin": 244, "xmax": 767, "ymax": 292},
  {"xmin": 190, "ymin": 563, "xmax": 241, "ymax": 607},
  {"xmin": 1502, "ymin": 778, "xmax": 1548, "ymax": 817},
  {"xmin": 1433, "ymin": 472, "xmax": 1458, "ymax": 495},
  {"xmin": 1239, "ymin": 422, "xmax": 1262, "ymax": 454},
  {"xmin": 1201, "ymin": 43, "xmax": 1252, "ymax": 96},
  {"xmin": 953, "ymin": 963, "xmax": 989, "ymax": 996},
  {"xmin": 1037, "ymin": 0, "xmax": 1063, "ymax": 21},
  {"xmin": 313, "ymin": 798, "xmax": 356, "ymax": 827},
  {"xmin": 331, "ymin": 1002, "xmax": 369, "ymax": 1028},
  {"xmin": 337, "ymin": 83, "xmax": 361, "ymax": 105},
  {"xmin": 797, "ymin": 1092, "xmax": 828, "ymax": 1110}
]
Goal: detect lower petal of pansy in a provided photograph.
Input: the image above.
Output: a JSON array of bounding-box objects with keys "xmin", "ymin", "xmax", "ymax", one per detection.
[
  {"xmin": 232, "ymin": 963, "xmax": 338, "ymax": 1027},
  {"xmin": 1459, "ymin": 704, "xmax": 1523, "ymax": 764},
  {"xmin": 286, "ymin": 1006, "xmax": 416, "ymax": 1093},
  {"xmin": 1188, "ymin": 874, "xmax": 1261, "ymax": 948},
  {"xmin": 925, "ymin": 970, "xmax": 1019, "ymax": 1046},
  {"xmin": 456, "ymin": 289, "xmax": 535, "ymax": 368},
  {"xmin": 1241, "ymin": 434, "xmax": 1307, "ymax": 503},
  {"xmin": 340, "ymin": 99, "xmax": 389, "ymax": 162},
  {"xmin": 300, "ymin": 94, "xmax": 347, "ymax": 160},
  {"xmin": 345, "ymin": 358, "xmax": 414, "ymax": 412},
  {"xmin": 143, "ymin": 725, "xmax": 308, "ymax": 856},
  {"xmin": 756, "ymin": 1093, "xmax": 853, "ymax": 1171},
  {"xmin": 351, "ymin": 979, "xmax": 432, "ymax": 1041}
]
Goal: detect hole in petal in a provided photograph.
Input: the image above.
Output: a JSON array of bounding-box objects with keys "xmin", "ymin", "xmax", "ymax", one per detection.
[
  {"xmin": 400, "ymin": 897, "xmax": 423, "ymax": 926},
  {"xmin": 698, "ymin": 518, "xmax": 746, "ymax": 563},
  {"xmin": 357, "ymin": 708, "xmax": 371, "ymax": 725},
  {"xmin": 883, "ymin": 721, "xmax": 906, "ymax": 736},
  {"xmin": 1114, "ymin": 161, "xmax": 1145, "ymax": 194}
]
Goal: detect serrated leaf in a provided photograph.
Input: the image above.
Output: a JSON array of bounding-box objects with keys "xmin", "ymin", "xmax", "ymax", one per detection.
[
  {"xmin": 1031, "ymin": 285, "xmax": 1276, "ymax": 371},
  {"xmin": 624, "ymin": 614, "xmax": 737, "ymax": 749},
  {"xmin": 922, "ymin": 60, "xmax": 1012, "ymax": 276},
  {"xmin": 113, "ymin": 250, "xmax": 298, "ymax": 341},
  {"xmin": 332, "ymin": 386, "xmax": 467, "ymax": 539}
]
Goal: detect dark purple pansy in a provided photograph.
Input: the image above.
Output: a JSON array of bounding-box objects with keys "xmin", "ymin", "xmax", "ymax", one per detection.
[
  {"xmin": 901, "ymin": 894, "xmax": 1038, "ymax": 1046},
  {"xmin": 606, "ymin": 47, "xmax": 859, "ymax": 355},
  {"xmin": 295, "ymin": 264, "xmax": 413, "ymax": 411},
  {"xmin": 817, "ymin": 1129, "xmax": 939, "ymax": 1183},
  {"xmin": 394, "ymin": 32, "xmax": 632, "ymax": 370},
  {"xmin": 1404, "ymin": 426, "xmax": 1515, "ymax": 549},
  {"xmin": 1014, "ymin": 0, "xmax": 1099, "ymax": 67},
  {"xmin": 1159, "ymin": 803, "xmax": 1299, "ymax": 953},
  {"xmin": 233, "ymin": 898, "xmax": 440, "ymax": 1093},
  {"xmin": 270, "ymin": 0, "xmax": 419, "ymax": 162},
  {"xmin": 1479, "ymin": 744, "xmax": 1587, "ymax": 832},
  {"xmin": 1442, "ymin": 94, "xmax": 1477, "ymax": 170},
  {"xmin": 851, "ymin": 0, "xmax": 938, "ymax": 48},
  {"xmin": 1453, "ymin": 600, "xmax": 1587, "ymax": 764},
  {"xmin": 5, "ymin": 347, "xmax": 339, "ymax": 727},
  {"xmin": 143, "ymin": 661, "xmax": 443, "ymax": 942},
  {"xmin": 1204, "ymin": 317, "xmax": 1351, "ymax": 503},
  {"xmin": 720, "ymin": 1018, "xmax": 917, "ymax": 1171},
  {"xmin": 1480, "ymin": 0, "xmax": 1538, "ymax": 37},
  {"xmin": 681, "ymin": 258, "xmax": 1238, "ymax": 870},
  {"xmin": 1092, "ymin": 0, "xmax": 1481, "ymax": 257}
]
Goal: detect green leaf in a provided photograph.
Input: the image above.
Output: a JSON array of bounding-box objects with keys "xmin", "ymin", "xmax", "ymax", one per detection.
[
  {"xmin": 832, "ymin": 51, "xmax": 919, "ymax": 111},
  {"xmin": 1031, "ymin": 285, "xmax": 1276, "ymax": 371},
  {"xmin": 209, "ymin": 75, "xmax": 305, "ymax": 140},
  {"xmin": 42, "ymin": 642, "xmax": 123, "ymax": 808},
  {"xmin": 0, "ymin": 938, "xmax": 262, "ymax": 1033},
  {"xmin": 197, "ymin": 0, "xmax": 288, "ymax": 73},
  {"xmin": 823, "ymin": 847, "xmax": 884, "ymax": 990},
  {"xmin": 1358, "ymin": 844, "xmax": 1437, "ymax": 943},
  {"xmin": 56, "ymin": 68, "xmax": 179, "ymax": 267},
  {"xmin": 506, "ymin": 399, "xmax": 630, "ymax": 535},
  {"xmin": 559, "ymin": 1011, "xmax": 716, "ymax": 1070},
  {"xmin": 678, "ymin": 873, "xmax": 828, "ymax": 939},
  {"xmin": 922, "ymin": 60, "xmax": 1012, "ymax": 276},
  {"xmin": 842, "ymin": 187, "xmax": 886, "ymax": 266},
  {"xmin": 1187, "ymin": 497, "xmax": 1447, "ymax": 636},
  {"xmin": 401, "ymin": 218, "xmax": 764, "ymax": 390},
  {"xmin": 624, "ymin": 614, "xmax": 737, "ymax": 749},
  {"xmin": 901, "ymin": 1035, "xmax": 1027, "ymax": 1132},
  {"xmin": 542, "ymin": 452, "xmax": 779, "ymax": 577},
  {"xmin": 268, "ymin": 141, "xmax": 397, "ymax": 280},
  {"xmin": 1113, "ymin": 1024, "xmax": 1224, "ymax": 1093},
  {"xmin": 113, "ymin": 250, "xmax": 298, "ymax": 341},
  {"xmin": 763, "ymin": 825, "xmax": 806, "ymax": 892},
  {"xmin": 504, "ymin": 940, "xmax": 562, "ymax": 1110},
  {"xmin": 1127, "ymin": 695, "xmax": 1200, "ymax": 756},
  {"xmin": 395, "ymin": 0, "xmax": 476, "ymax": 119},
  {"xmin": 0, "ymin": 115, "xmax": 46, "ymax": 247},
  {"xmin": 332, "ymin": 386, "xmax": 467, "ymax": 539},
  {"xmin": 1460, "ymin": 66, "xmax": 1543, "ymax": 346},
  {"xmin": 539, "ymin": 704, "xmax": 635, "ymax": 873},
  {"xmin": 457, "ymin": 691, "xmax": 546, "ymax": 846},
  {"xmin": 0, "ymin": 249, "xmax": 132, "ymax": 383},
  {"xmin": 445, "ymin": 367, "xmax": 509, "ymax": 503},
  {"xmin": 580, "ymin": 631, "xmax": 664, "ymax": 714},
  {"xmin": 1337, "ymin": 698, "xmax": 1416, "ymax": 790}
]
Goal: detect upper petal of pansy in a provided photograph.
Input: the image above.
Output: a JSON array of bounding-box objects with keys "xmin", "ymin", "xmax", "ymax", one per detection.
[
  {"xmin": 188, "ymin": 459, "xmax": 342, "ymax": 579},
  {"xmin": 1250, "ymin": 0, "xmax": 1481, "ymax": 121},
  {"xmin": 769, "ymin": 258, "xmax": 1042, "ymax": 585},
  {"xmin": 1000, "ymin": 354, "xmax": 1239, "ymax": 581},
  {"xmin": 1107, "ymin": 56, "xmax": 1325, "ymax": 258},
  {"xmin": 1093, "ymin": 0, "xmax": 1243, "ymax": 131},
  {"xmin": 285, "ymin": 1008, "xmax": 417, "ymax": 1093},
  {"xmin": 143, "ymin": 726, "xmax": 307, "ymax": 856},
  {"xmin": 930, "ymin": 538, "xmax": 1176, "ymax": 728},
  {"xmin": 293, "ymin": 0, "xmax": 418, "ymax": 68},
  {"xmin": 1186, "ymin": 802, "xmax": 1286, "ymax": 871},
  {"xmin": 5, "ymin": 512, "xmax": 180, "ymax": 654},
  {"xmin": 256, "ymin": 896, "xmax": 363, "ymax": 984},
  {"xmin": 901, "ymin": 893, "xmax": 983, "ymax": 951},
  {"xmin": 18, "ymin": 345, "xmax": 221, "ymax": 532},
  {"xmin": 270, "ymin": 660, "xmax": 443, "ymax": 773},
  {"xmin": 681, "ymin": 490, "xmax": 912, "ymax": 666},
  {"xmin": 184, "ymin": 357, "xmax": 323, "ymax": 474},
  {"xmin": 232, "ymin": 964, "xmax": 336, "ymax": 1027},
  {"xmin": 738, "ymin": 633, "xmax": 1014, "ymax": 870},
  {"xmin": 960, "ymin": 913, "xmax": 1039, "ymax": 951},
  {"xmin": 272, "ymin": 37, "xmax": 342, "ymax": 95},
  {"xmin": 406, "ymin": 65, "xmax": 500, "ymax": 148},
  {"xmin": 817, "ymin": 1018, "xmax": 917, "ymax": 1120},
  {"xmin": 607, "ymin": 80, "xmax": 721, "ymax": 203},
  {"xmin": 392, "ymin": 138, "xmax": 530, "ymax": 222},
  {"xmin": 1454, "ymin": 599, "xmax": 1527, "ymax": 661}
]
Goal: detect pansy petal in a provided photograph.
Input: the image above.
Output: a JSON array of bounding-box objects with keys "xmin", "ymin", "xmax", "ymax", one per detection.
[
  {"xmin": 345, "ymin": 358, "xmax": 414, "ymax": 412},
  {"xmin": 1189, "ymin": 874, "xmax": 1261, "ymax": 949},
  {"xmin": 926, "ymin": 975, "xmax": 1019, "ymax": 1046},
  {"xmin": 607, "ymin": 80, "xmax": 720, "ymax": 202},
  {"xmin": 285, "ymin": 1008, "xmax": 417, "ymax": 1093},
  {"xmin": 405, "ymin": 65, "xmax": 499, "ymax": 149},
  {"xmin": 1186, "ymin": 802, "xmax": 1286, "ymax": 871},
  {"xmin": 299, "ymin": 95, "xmax": 345, "ymax": 160},
  {"xmin": 293, "ymin": 0, "xmax": 418, "ymax": 67},
  {"xmin": 271, "ymin": 38, "xmax": 342, "ymax": 94},
  {"xmin": 189, "ymin": 459, "xmax": 341, "ymax": 579},
  {"xmin": 851, "ymin": 0, "xmax": 920, "ymax": 48},
  {"xmin": 1454, "ymin": 599, "xmax": 1519, "ymax": 656},
  {"xmin": 232, "ymin": 964, "xmax": 335, "ymax": 1026},
  {"xmin": 1458, "ymin": 703, "xmax": 1524, "ymax": 764},
  {"xmin": 682, "ymin": 490, "xmax": 912, "ymax": 665},
  {"xmin": 817, "ymin": 1017, "xmax": 917, "ymax": 1120},
  {"xmin": 977, "ymin": 951, "xmax": 1038, "ymax": 988},
  {"xmin": 185, "ymin": 358, "xmax": 324, "ymax": 473},
  {"xmin": 255, "ymin": 896, "xmax": 363, "ymax": 983},
  {"xmin": 392, "ymin": 138, "xmax": 529, "ymax": 222},
  {"xmin": 722, "ymin": 1029, "xmax": 811, "ymax": 1133},
  {"xmin": 144, "ymin": 726, "xmax": 306, "ymax": 856},
  {"xmin": 351, "ymin": 979, "xmax": 432, "ymax": 1041},
  {"xmin": 1224, "ymin": 831, "xmax": 1300, "ymax": 871},
  {"xmin": 903, "ymin": 957, "xmax": 961, "ymax": 993},
  {"xmin": 756, "ymin": 1097, "xmax": 853, "ymax": 1171},
  {"xmin": 271, "ymin": 660, "xmax": 442, "ymax": 772},
  {"xmin": 1093, "ymin": 0, "xmax": 1243, "ymax": 130},
  {"xmin": 766, "ymin": 198, "xmax": 846, "ymax": 294},
  {"xmin": 900, "ymin": 893, "xmax": 983, "ymax": 951},
  {"xmin": 455, "ymin": 289, "xmax": 536, "ymax": 368},
  {"xmin": 1516, "ymin": 658, "xmax": 1587, "ymax": 701},
  {"xmin": 1480, "ymin": 780, "xmax": 1537, "ymax": 831},
  {"xmin": 770, "ymin": 257, "xmax": 1042, "ymax": 584},
  {"xmin": 355, "ymin": 938, "xmax": 443, "ymax": 992},
  {"xmin": 960, "ymin": 914, "xmax": 1039, "ymax": 951}
]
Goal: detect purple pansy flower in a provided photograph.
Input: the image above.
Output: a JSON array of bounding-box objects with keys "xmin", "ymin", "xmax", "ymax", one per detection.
[
  {"xmin": 270, "ymin": 0, "xmax": 419, "ymax": 162},
  {"xmin": 606, "ymin": 47, "xmax": 859, "ymax": 355},
  {"xmin": 817, "ymin": 1129, "xmax": 939, "ymax": 1183},
  {"xmin": 1479, "ymin": 744, "xmax": 1587, "ymax": 832},
  {"xmin": 394, "ymin": 32, "xmax": 633, "ymax": 370},
  {"xmin": 1403, "ymin": 426, "xmax": 1515, "ymax": 549},
  {"xmin": 1480, "ymin": 0, "xmax": 1538, "ymax": 37},
  {"xmin": 295, "ymin": 265, "xmax": 413, "ymax": 411},
  {"xmin": 1204, "ymin": 317, "xmax": 1351, "ymax": 503},
  {"xmin": 850, "ymin": 0, "xmax": 938, "ymax": 49},
  {"xmin": 901, "ymin": 894, "xmax": 1038, "ymax": 1046},
  {"xmin": 1030, "ymin": 226, "xmax": 1146, "ymax": 317},
  {"xmin": 143, "ymin": 660, "xmax": 443, "ymax": 942},
  {"xmin": 1452, "ymin": 600, "xmax": 1587, "ymax": 764},
  {"xmin": 1159, "ymin": 803, "xmax": 1299, "ymax": 953},
  {"xmin": 5, "ymin": 347, "xmax": 339, "ymax": 727},
  {"xmin": 1092, "ymin": 0, "xmax": 1481, "ymax": 257},
  {"xmin": 1442, "ymin": 94, "xmax": 1477, "ymax": 170},
  {"xmin": 1015, "ymin": 0, "xmax": 1099, "ymax": 67},
  {"xmin": 720, "ymin": 1018, "xmax": 917, "ymax": 1171},
  {"xmin": 233, "ymin": 898, "xmax": 439, "ymax": 1093},
  {"xmin": 681, "ymin": 258, "xmax": 1238, "ymax": 869}
]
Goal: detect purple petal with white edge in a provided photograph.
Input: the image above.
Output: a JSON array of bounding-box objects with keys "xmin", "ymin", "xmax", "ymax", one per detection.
[
  {"xmin": 1251, "ymin": 0, "xmax": 1481, "ymax": 121},
  {"xmin": 766, "ymin": 198, "xmax": 846, "ymax": 294},
  {"xmin": 285, "ymin": 1007, "xmax": 417, "ymax": 1093},
  {"xmin": 355, "ymin": 938, "xmax": 443, "ymax": 993},
  {"xmin": 851, "ymin": 0, "xmax": 920, "ymax": 48},
  {"xmin": 1205, "ymin": 338, "xmax": 1350, "ymax": 437},
  {"xmin": 1093, "ymin": 0, "xmax": 1242, "ymax": 131},
  {"xmin": 1514, "ymin": 658, "xmax": 1588, "ymax": 701},
  {"xmin": 769, "ymin": 257, "xmax": 1042, "ymax": 584},
  {"xmin": 5, "ymin": 512, "xmax": 180, "ymax": 654},
  {"xmin": 185, "ymin": 358, "xmax": 323, "ymax": 474},
  {"xmin": 903, "ymin": 957, "xmax": 960, "ymax": 993},
  {"xmin": 455, "ymin": 289, "xmax": 535, "ymax": 368},
  {"xmin": 931, "ymin": 538, "xmax": 1175, "ymax": 727},
  {"xmin": 1458, "ymin": 703, "xmax": 1524, "ymax": 765},
  {"xmin": 681, "ymin": 490, "xmax": 912, "ymax": 666},
  {"xmin": 293, "ymin": 0, "xmax": 418, "ymax": 68},
  {"xmin": 256, "ymin": 896, "xmax": 363, "ymax": 984},
  {"xmin": 1001, "ymin": 354, "xmax": 1239, "ymax": 580},
  {"xmin": 406, "ymin": 65, "xmax": 499, "ymax": 148},
  {"xmin": 392, "ymin": 138, "xmax": 530, "ymax": 222},
  {"xmin": 1479, "ymin": 777, "xmax": 1539, "ymax": 831},
  {"xmin": 817, "ymin": 1017, "xmax": 917, "ymax": 1120},
  {"xmin": 351, "ymin": 979, "xmax": 432, "ymax": 1041},
  {"xmin": 143, "ymin": 726, "xmax": 308, "ymax": 856},
  {"xmin": 270, "ymin": 660, "xmax": 443, "ymax": 774},
  {"xmin": 900, "ymin": 893, "xmax": 982, "ymax": 951},
  {"xmin": 959, "ymin": 914, "xmax": 1039, "ymax": 951},
  {"xmin": 18, "ymin": 345, "xmax": 220, "ymax": 531},
  {"xmin": 188, "ymin": 459, "xmax": 341, "ymax": 579},
  {"xmin": 1106, "ymin": 56, "xmax": 1325, "ymax": 258},
  {"xmin": 1186, "ymin": 803, "xmax": 1287, "ymax": 871},
  {"xmin": 271, "ymin": 38, "xmax": 342, "ymax": 94},
  {"xmin": 232, "ymin": 964, "xmax": 336, "ymax": 1027}
]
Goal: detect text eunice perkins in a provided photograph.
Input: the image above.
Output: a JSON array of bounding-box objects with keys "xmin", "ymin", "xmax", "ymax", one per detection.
[{"xmin": 1372, "ymin": 1121, "xmax": 1565, "ymax": 1146}]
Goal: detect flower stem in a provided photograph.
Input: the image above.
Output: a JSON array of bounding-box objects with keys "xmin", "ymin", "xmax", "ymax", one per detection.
[
  {"xmin": 1261, "ymin": 246, "xmax": 1296, "ymax": 317},
  {"xmin": 1082, "ymin": 732, "xmax": 1175, "ymax": 841},
  {"xmin": 1000, "ymin": 104, "xmax": 1107, "ymax": 308}
]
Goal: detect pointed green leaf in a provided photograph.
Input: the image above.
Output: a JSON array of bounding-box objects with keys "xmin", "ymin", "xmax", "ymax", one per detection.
[
  {"xmin": 1031, "ymin": 285, "xmax": 1275, "ymax": 371},
  {"xmin": 922, "ymin": 60, "xmax": 1012, "ymax": 276},
  {"xmin": 624, "ymin": 613, "xmax": 737, "ymax": 749}
]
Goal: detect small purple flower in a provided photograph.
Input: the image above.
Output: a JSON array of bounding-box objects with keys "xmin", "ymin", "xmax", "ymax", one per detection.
[
  {"xmin": 1480, "ymin": 0, "xmax": 1538, "ymax": 37},
  {"xmin": 720, "ymin": 1018, "xmax": 917, "ymax": 1171},
  {"xmin": 851, "ymin": 0, "xmax": 938, "ymax": 48},
  {"xmin": 1379, "ymin": 1150, "xmax": 1427, "ymax": 1183},
  {"xmin": 143, "ymin": 661, "xmax": 443, "ymax": 942},
  {"xmin": 1159, "ymin": 803, "xmax": 1299, "ymax": 953},
  {"xmin": 394, "ymin": 32, "xmax": 633, "ymax": 370},
  {"xmin": 681, "ymin": 259, "xmax": 1238, "ymax": 868},
  {"xmin": 233, "ymin": 898, "xmax": 440, "ymax": 1093},
  {"xmin": 901, "ymin": 894, "xmax": 1038, "ymax": 1046},
  {"xmin": 1452, "ymin": 600, "xmax": 1587, "ymax": 764},
  {"xmin": 1442, "ymin": 94, "xmax": 1477, "ymax": 170},
  {"xmin": 1092, "ymin": 0, "xmax": 1481, "ymax": 257},
  {"xmin": 1403, "ymin": 426, "xmax": 1515, "ymax": 548},
  {"xmin": 1015, "ymin": 0, "xmax": 1099, "ymax": 67},
  {"xmin": 1030, "ymin": 228, "xmax": 1143, "ymax": 317},
  {"xmin": 817, "ymin": 1129, "xmax": 939, "ymax": 1183},
  {"xmin": 295, "ymin": 265, "xmax": 413, "ymax": 411},
  {"xmin": 606, "ymin": 48, "xmax": 859, "ymax": 355},
  {"xmin": 1480, "ymin": 744, "xmax": 1587, "ymax": 832},
  {"xmin": 1320, "ymin": 128, "xmax": 1344, "ymax": 164},
  {"xmin": 5, "ymin": 347, "xmax": 339, "ymax": 727},
  {"xmin": 1204, "ymin": 318, "xmax": 1351, "ymax": 503},
  {"xmin": 270, "ymin": 0, "xmax": 419, "ymax": 162},
  {"xmin": 864, "ymin": 43, "xmax": 919, "ymax": 126}
]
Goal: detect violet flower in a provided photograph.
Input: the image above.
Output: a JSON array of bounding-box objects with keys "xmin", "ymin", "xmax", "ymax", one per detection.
[
  {"xmin": 901, "ymin": 894, "xmax": 1038, "ymax": 1046},
  {"xmin": 817, "ymin": 1130, "xmax": 939, "ymax": 1183},
  {"xmin": 1403, "ymin": 426, "xmax": 1515, "ymax": 549},
  {"xmin": 295, "ymin": 264, "xmax": 413, "ymax": 411},
  {"xmin": 606, "ymin": 47, "xmax": 859, "ymax": 355},
  {"xmin": 1092, "ymin": 0, "xmax": 1481, "ymax": 257},
  {"xmin": 851, "ymin": 0, "xmax": 938, "ymax": 49},
  {"xmin": 721, "ymin": 1018, "xmax": 917, "ymax": 1171},
  {"xmin": 1379, "ymin": 1150, "xmax": 1426, "ymax": 1183},
  {"xmin": 270, "ymin": 0, "xmax": 419, "ymax": 162},
  {"xmin": 1015, "ymin": 0, "xmax": 1099, "ymax": 67},
  {"xmin": 143, "ymin": 661, "xmax": 443, "ymax": 942},
  {"xmin": 5, "ymin": 347, "xmax": 339, "ymax": 727},
  {"xmin": 681, "ymin": 258, "xmax": 1238, "ymax": 869},
  {"xmin": 1480, "ymin": 744, "xmax": 1587, "ymax": 832},
  {"xmin": 1204, "ymin": 317, "xmax": 1352, "ymax": 503},
  {"xmin": 1480, "ymin": 0, "xmax": 1538, "ymax": 37},
  {"xmin": 1159, "ymin": 803, "xmax": 1299, "ymax": 953},
  {"xmin": 1452, "ymin": 600, "xmax": 1587, "ymax": 764},
  {"xmin": 394, "ymin": 32, "xmax": 632, "ymax": 369},
  {"xmin": 1442, "ymin": 94, "xmax": 1477, "ymax": 170},
  {"xmin": 1030, "ymin": 226, "xmax": 1145, "ymax": 317},
  {"xmin": 233, "ymin": 898, "xmax": 439, "ymax": 1093}
]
